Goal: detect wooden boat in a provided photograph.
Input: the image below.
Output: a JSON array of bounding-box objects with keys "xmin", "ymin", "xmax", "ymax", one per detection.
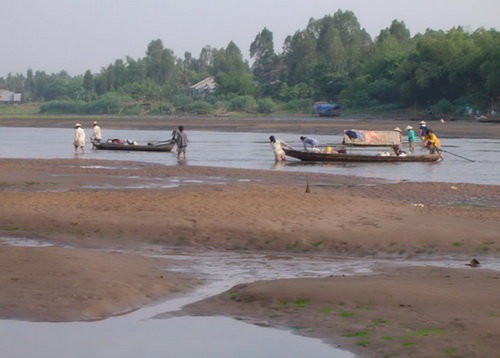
[
  {"xmin": 283, "ymin": 148, "xmax": 441, "ymax": 162},
  {"xmin": 476, "ymin": 116, "xmax": 500, "ymax": 123},
  {"xmin": 283, "ymin": 128, "xmax": 441, "ymax": 162},
  {"xmin": 92, "ymin": 139, "xmax": 175, "ymax": 152}
]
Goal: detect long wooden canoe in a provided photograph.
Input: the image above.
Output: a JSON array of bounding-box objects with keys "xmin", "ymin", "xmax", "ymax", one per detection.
[
  {"xmin": 92, "ymin": 139, "xmax": 175, "ymax": 152},
  {"xmin": 476, "ymin": 117, "xmax": 500, "ymax": 123},
  {"xmin": 283, "ymin": 148, "xmax": 441, "ymax": 162}
]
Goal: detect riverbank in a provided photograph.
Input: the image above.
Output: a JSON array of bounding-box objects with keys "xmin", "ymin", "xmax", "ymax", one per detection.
[
  {"xmin": 0, "ymin": 114, "xmax": 499, "ymax": 139},
  {"xmin": 0, "ymin": 116, "xmax": 499, "ymax": 356}
]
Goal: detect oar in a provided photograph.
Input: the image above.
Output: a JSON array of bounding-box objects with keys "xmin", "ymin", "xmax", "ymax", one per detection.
[{"xmin": 439, "ymin": 148, "xmax": 475, "ymax": 162}]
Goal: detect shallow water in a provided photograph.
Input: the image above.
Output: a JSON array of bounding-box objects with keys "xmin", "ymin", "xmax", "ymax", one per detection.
[
  {"xmin": 1, "ymin": 316, "xmax": 348, "ymax": 358},
  {"xmin": 0, "ymin": 127, "xmax": 499, "ymax": 185}
]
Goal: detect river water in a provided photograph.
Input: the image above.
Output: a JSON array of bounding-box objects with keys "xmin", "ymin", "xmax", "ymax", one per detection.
[{"xmin": 0, "ymin": 127, "xmax": 499, "ymax": 185}]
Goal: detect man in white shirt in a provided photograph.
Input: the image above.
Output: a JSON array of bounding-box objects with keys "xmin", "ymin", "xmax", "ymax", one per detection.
[
  {"xmin": 73, "ymin": 123, "xmax": 86, "ymax": 153},
  {"xmin": 269, "ymin": 135, "xmax": 290, "ymax": 162},
  {"xmin": 91, "ymin": 121, "xmax": 102, "ymax": 143}
]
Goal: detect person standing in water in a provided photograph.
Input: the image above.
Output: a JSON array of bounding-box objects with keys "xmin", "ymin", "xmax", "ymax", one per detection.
[
  {"xmin": 391, "ymin": 127, "xmax": 404, "ymax": 156},
  {"xmin": 405, "ymin": 125, "xmax": 416, "ymax": 153},
  {"xmin": 422, "ymin": 129, "xmax": 441, "ymax": 154},
  {"xmin": 269, "ymin": 135, "xmax": 290, "ymax": 162},
  {"xmin": 174, "ymin": 125, "xmax": 188, "ymax": 160},
  {"xmin": 91, "ymin": 121, "xmax": 102, "ymax": 143},
  {"xmin": 73, "ymin": 123, "xmax": 86, "ymax": 154}
]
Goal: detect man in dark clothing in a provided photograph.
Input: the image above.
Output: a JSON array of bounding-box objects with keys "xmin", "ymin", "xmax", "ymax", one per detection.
[{"xmin": 174, "ymin": 125, "xmax": 188, "ymax": 160}]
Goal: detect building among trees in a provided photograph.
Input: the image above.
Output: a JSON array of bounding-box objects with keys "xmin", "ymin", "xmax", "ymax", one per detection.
[
  {"xmin": 0, "ymin": 90, "xmax": 22, "ymax": 104},
  {"xmin": 190, "ymin": 77, "xmax": 216, "ymax": 98}
]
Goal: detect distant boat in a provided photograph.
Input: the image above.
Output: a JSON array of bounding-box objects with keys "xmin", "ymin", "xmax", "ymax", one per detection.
[
  {"xmin": 312, "ymin": 102, "xmax": 342, "ymax": 117},
  {"xmin": 476, "ymin": 115, "xmax": 500, "ymax": 123},
  {"xmin": 92, "ymin": 139, "xmax": 175, "ymax": 152}
]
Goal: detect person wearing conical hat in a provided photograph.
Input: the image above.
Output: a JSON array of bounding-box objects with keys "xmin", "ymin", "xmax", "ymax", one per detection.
[
  {"xmin": 419, "ymin": 120, "xmax": 428, "ymax": 140},
  {"xmin": 392, "ymin": 127, "xmax": 403, "ymax": 156},
  {"xmin": 405, "ymin": 125, "xmax": 416, "ymax": 153},
  {"xmin": 91, "ymin": 121, "xmax": 102, "ymax": 144},
  {"xmin": 73, "ymin": 123, "xmax": 86, "ymax": 154}
]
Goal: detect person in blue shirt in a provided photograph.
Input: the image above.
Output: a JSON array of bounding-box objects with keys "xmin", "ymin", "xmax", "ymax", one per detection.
[
  {"xmin": 300, "ymin": 136, "xmax": 319, "ymax": 151},
  {"xmin": 405, "ymin": 125, "xmax": 416, "ymax": 153},
  {"xmin": 419, "ymin": 121, "xmax": 428, "ymax": 140}
]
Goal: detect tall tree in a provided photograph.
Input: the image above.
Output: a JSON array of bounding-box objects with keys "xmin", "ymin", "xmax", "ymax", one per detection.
[
  {"xmin": 213, "ymin": 42, "xmax": 255, "ymax": 96},
  {"xmin": 124, "ymin": 56, "xmax": 146, "ymax": 84},
  {"xmin": 198, "ymin": 45, "xmax": 214, "ymax": 73},
  {"xmin": 331, "ymin": 10, "xmax": 371, "ymax": 75},
  {"xmin": 350, "ymin": 20, "xmax": 413, "ymax": 105},
  {"xmin": 5, "ymin": 73, "xmax": 25, "ymax": 93},
  {"xmin": 474, "ymin": 29, "xmax": 500, "ymax": 108},
  {"xmin": 377, "ymin": 20, "xmax": 411, "ymax": 44},
  {"xmin": 145, "ymin": 39, "xmax": 177, "ymax": 86},
  {"xmin": 25, "ymin": 69, "xmax": 34, "ymax": 101},
  {"xmin": 316, "ymin": 18, "xmax": 347, "ymax": 73},
  {"xmin": 282, "ymin": 26, "xmax": 317, "ymax": 85},
  {"xmin": 250, "ymin": 27, "xmax": 280, "ymax": 96},
  {"xmin": 313, "ymin": 16, "xmax": 350, "ymax": 100},
  {"xmin": 82, "ymin": 70, "xmax": 94, "ymax": 102}
]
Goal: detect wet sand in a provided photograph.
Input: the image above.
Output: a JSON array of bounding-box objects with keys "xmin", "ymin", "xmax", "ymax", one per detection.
[
  {"xmin": 0, "ymin": 116, "xmax": 499, "ymax": 356},
  {"xmin": 0, "ymin": 245, "xmax": 194, "ymax": 322}
]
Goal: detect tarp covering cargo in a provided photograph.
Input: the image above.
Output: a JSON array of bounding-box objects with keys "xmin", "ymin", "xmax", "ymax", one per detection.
[
  {"xmin": 313, "ymin": 102, "xmax": 342, "ymax": 116},
  {"xmin": 342, "ymin": 129, "xmax": 402, "ymax": 146}
]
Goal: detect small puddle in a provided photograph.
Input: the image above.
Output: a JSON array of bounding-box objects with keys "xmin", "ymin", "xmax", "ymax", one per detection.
[
  {"xmin": 80, "ymin": 176, "xmax": 254, "ymax": 190},
  {"xmin": 0, "ymin": 236, "xmax": 54, "ymax": 247}
]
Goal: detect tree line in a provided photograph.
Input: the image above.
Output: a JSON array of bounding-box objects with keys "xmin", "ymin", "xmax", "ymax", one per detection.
[{"xmin": 1, "ymin": 10, "xmax": 498, "ymax": 116}]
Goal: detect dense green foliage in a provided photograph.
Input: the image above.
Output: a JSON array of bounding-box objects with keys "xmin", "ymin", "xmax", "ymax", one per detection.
[{"xmin": 1, "ymin": 10, "xmax": 498, "ymax": 116}]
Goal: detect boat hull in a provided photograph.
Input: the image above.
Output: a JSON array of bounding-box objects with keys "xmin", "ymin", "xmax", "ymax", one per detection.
[
  {"xmin": 477, "ymin": 118, "xmax": 500, "ymax": 123},
  {"xmin": 93, "ymin": 140, "xmax": 175, "ymax": 152},
  {"xmin": 283, "ymin": 148, "xmax": 441, "ymax": 162}
]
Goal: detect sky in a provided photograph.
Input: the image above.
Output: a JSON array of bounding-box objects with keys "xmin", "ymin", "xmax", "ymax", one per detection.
[{"xmin": 2, "ymin": 0, "xmax": 499, "ymax": 77}]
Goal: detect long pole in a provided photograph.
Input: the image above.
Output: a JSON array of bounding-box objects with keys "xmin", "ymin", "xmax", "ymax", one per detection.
[{"xmin": 440, "ymin": 148, "xmax": 475, "ymax": 162}]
